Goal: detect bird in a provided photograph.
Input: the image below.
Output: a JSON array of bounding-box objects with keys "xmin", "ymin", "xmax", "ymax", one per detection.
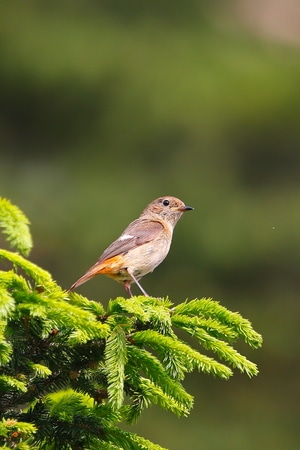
[{"xmin": 68, "ymin": 196, "xmax": 193, "ymax": 297}]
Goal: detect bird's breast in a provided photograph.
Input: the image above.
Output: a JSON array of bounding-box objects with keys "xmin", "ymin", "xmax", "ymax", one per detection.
[{"xmin": 121, "ymin": 235, "xmax": 172, "ymax": 279}]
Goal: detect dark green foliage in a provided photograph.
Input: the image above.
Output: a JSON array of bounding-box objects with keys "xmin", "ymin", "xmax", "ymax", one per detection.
[{"xmin": 0, "ymin": 198, "xmax": 262, "ymax": 449}]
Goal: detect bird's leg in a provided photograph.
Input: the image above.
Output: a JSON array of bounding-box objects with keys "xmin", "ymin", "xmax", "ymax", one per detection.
[
  {"xmin": 124, "ymin": 280, "xmax": 133, "ymax": 297},
  {"xmin": 126, "ymin": 269, "xmax": 149, "ymax": 297}
]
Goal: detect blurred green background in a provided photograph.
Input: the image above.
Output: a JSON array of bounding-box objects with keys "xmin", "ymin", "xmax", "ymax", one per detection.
[{"xmin": 1, "ymin": 1, "xmax": 300, "ymax": 448}]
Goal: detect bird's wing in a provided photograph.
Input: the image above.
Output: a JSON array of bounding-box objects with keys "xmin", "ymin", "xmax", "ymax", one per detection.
[{"xmin": 97, "ymin": 219, "xmax": 164, "ymax": 263}]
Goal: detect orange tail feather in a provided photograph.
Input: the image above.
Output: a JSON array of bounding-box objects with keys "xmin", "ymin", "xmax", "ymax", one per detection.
[{"xmin": 68, "ymin": 255, "xmax": 123, "ymax": 292}]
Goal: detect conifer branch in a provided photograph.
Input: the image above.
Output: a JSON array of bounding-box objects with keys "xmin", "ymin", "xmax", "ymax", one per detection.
[
  {"xmin": 132, "ymin": 329, "xmax": 233, "ymax": 380},
  {"xmin": 127, "ymin": 346, "xmax": 193, "ymax": 409},
  {"xmin": 105, "ymin": 325, "xmax": 128, "ymax": 410},
  {"xmin": 0, "ymin": 284, "xmax": 15, "ymax": 320},
  {"xmin": 0, "ymin": 249, "xmax": 52, "ymax": 286},
  {"xmin": 0, "ymin": 197, "xmax": 32, "ymax": 256},
  {"xmin": 67, "ymin": 291, "xmax": 106, "ymax": 317},
  {"xmin": 0, "ymin": 418, "xmax": 37, "ymax": 450},
  {"xmin": 135, "ymin": 377, "xmax": 190, "ymax": 416},
  {"xmin": 173, "ymin": 298, "xmax": 262, "ymax": 348},
  {"xmin": 0, "ymin": 374, "xmax": 27, "ymax": 393},
  {"xmin": 171, "ymin": 314, "xmax": 259, "ymax": 376},
  {"xmin": 104, "ymin": 426, "xmax": 168, "ymax": 450},
  {"xmin": 0, "ymin": 199, "xmax": 262, "ymax": 450}
]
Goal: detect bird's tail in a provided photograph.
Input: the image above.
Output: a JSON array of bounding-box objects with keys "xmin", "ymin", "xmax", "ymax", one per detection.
[
  {"xmin": 68, "ymin": 262, "xmax": 106, "ymax": 292},
  {"xmin": 68, "ymin": 273, "xmax": 94, "ymax": 292},
  {"xmin": 67, "ymin": 256, "xmax": 122, "ymax": 292}
]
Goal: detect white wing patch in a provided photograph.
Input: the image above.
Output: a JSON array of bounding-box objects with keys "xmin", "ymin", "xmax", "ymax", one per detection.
[{"xmin": 120, "ymin": 234, "xmax": 135, "ymax": 241}]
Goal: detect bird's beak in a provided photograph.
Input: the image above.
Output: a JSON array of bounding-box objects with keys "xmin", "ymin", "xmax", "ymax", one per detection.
[{"xmin": 178, "ymin": 205, "xmax": 194, "ymax": 212}]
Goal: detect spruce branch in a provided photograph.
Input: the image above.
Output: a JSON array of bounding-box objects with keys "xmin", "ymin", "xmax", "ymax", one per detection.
[
  {"xmin": 108, "ymin": 297, "xmax": 152, "ymax": 324},
  {"xmin": 0, "ymin": 335, "xmax": 12, "ymax": 366},
  {"xmin": 104, "ymin": 427, "xmax": 168, "ymax": 450},
  {"xmin": 124, "ymin": 345, "xmax": 193, "ymax": 423},
  {"xmin": 126, "ymin": 346, "xmax": 193, "ymax": 409},
  {"xmin": 173, "ymin": 298, "xmax": 262, "ymax": 348},
  {"xmin": 171, "ymin": 314, "xmax": 259, "ymax": 377},
  {"xmin": 0, "ymin": 197, "xmax": 32, "ymax": 257},
  {"xmin": 0, "ymin": 418, "xmax": 37, "ymax": 450},
  {"xmin": 141, "ymin": 299, "xmax": 175, "ymax": 336},
  {"xmin": 0, "ymin": 374, "xmax": 27, "ymax": 393},
  {"xmin": 67, "ymin": 291, "xmax": 106, "ymax": 317},
  {"xmin": 27, "ymin": 363, "xmax": 52, "ymax": 379},
  {"xmin": 132, "ymin": 329, "xmax": 233, "ymax": 380},
  {"xmin": 0, "ymin": 199, "xmax": 262, "ymax": 450},
  {"xmin": 0, "ymin": 285, "xmax": 15, "ymax": 320},
  {"xmin": 0, "ymin": 249, "xmax": 52, "ymax": 286},
  {"xmin": 104, "ymin": 325, "xmax": 128, "ymax": 410},
  {"xmin": 137, "ymin": 377, "xmax": 190, "ymax": 416}
]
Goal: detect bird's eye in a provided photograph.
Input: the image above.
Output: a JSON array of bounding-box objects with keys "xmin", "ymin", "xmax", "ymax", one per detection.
[{"xmin": 162, "ymin": 199, "xmax": 169, "ymax": 206}]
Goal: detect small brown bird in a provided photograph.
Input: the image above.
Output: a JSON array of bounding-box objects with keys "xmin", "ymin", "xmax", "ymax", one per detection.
[{"xmin": 69, "ymin": 196, "xmax": 193, "ymax": 296}]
